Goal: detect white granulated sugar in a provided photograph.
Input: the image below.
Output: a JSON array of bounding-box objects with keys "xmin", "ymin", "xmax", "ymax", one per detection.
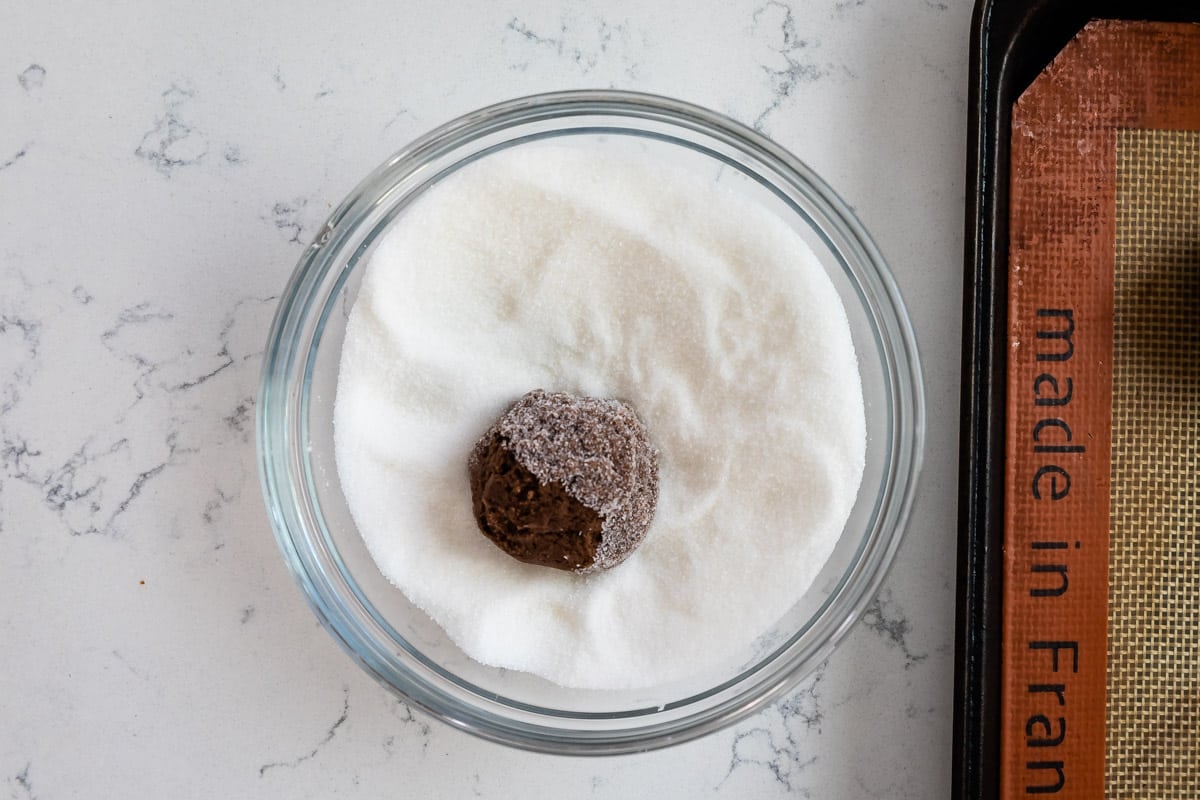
[{"xmin": 334, "ymin": 142, "xmax": 866, "ymax": 690}]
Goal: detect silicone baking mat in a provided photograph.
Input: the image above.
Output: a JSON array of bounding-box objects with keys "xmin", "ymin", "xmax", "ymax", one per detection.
[
  {"xmin": 1109, "ymin": 128, "xmax": 1199, "ymax": 797},
  {"xmin": 1003, "ymin": 20, "xmax": 1200, "ymax": 799}
]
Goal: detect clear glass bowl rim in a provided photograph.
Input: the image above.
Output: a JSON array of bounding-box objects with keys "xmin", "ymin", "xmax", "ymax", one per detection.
[{"xmin": 257, "ymin": 89, "xmax": 925, "ymax": 755}]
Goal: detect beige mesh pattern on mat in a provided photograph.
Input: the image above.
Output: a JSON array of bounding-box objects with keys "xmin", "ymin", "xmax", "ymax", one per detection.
[{"xmin": 1108, "ymin": 129, "xmax": 1200, "ymax": 798}]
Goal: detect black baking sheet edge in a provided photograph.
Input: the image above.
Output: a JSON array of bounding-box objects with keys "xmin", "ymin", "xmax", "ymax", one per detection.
[{"xmin": 953, "ymin": 2, "xmax": 1200, "ymax": 799}]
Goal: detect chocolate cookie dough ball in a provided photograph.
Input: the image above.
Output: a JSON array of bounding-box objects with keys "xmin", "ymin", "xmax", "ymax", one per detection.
[{"xmin": 468, "ymin": 390, "xmax": 659, "ymax": 573}]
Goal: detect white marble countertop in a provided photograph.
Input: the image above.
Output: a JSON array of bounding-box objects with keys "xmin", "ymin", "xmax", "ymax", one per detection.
[{"xmin": 1, "ymin": 1, "xmax": 969, "ymax": 796}]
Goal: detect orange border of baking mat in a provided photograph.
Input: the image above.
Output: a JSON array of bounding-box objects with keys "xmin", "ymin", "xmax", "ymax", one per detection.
[{"xmin": 1003, "ymin": 19, "xmax": 1200, "ymax": 799}]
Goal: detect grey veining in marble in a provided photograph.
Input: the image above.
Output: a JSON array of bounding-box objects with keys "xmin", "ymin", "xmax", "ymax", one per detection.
[{"xmin": 1, "ymin": 1, "xmax": 970, "ymax": 797}]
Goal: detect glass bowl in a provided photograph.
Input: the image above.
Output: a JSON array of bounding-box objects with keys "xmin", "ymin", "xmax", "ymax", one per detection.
[{"xmin": 257, "ymin": 90, "xmax": 924, "ymax": 754}]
